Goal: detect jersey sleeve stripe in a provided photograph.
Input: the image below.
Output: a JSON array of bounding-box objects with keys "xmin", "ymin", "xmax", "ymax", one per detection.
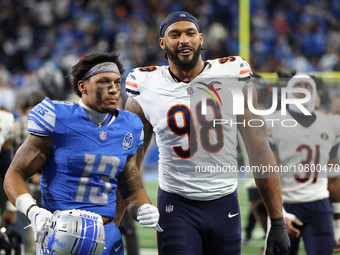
[
  {"xmin": 126, "ymin": 88, "xmax": 140, "ymax": 96},
  {"xmin": 28, "ymin": 129, "xmax": 49, "ymax": 136},
  {"xmin": 27, "ymin": 119, "xmax": 51, "ymax": 135},
  {"xmin": 28, "ymin": 112, "xmax": 54, "ymax": 132},
  {"xmin": 126, "ymin": 81, "xmax": 138, "ymax": 88},
  {"xmin": 40, "ymin": 101, "xmax": 55, "ymax": 113},
  {"xmin": 239, "ymin": 68, "xmax": 249, "ymax": 75}
]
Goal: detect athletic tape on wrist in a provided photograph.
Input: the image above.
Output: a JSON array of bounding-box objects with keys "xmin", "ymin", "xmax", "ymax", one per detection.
[
  {"xmin": 15, "ymin": 193, "xmax": 37, "ymax": 216},
  {"xmin": 333, "ymin": 203, "xmax": 340, "ymax": 214}
]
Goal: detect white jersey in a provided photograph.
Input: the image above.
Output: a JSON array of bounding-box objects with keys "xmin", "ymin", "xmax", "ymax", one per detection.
[
  {"xmin": 267, "ymin": 110, "xmax": 340, "ymax": 203},
  {"xmin": 126, "ymin": 56, "xmax": 252, "ymax": 200}
]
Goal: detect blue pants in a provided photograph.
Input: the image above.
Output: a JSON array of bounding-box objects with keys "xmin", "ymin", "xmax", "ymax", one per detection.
[
  {"xmin": 284, "ymin": 198, "xmax": 334, "ymax": 255},
  {"xmin": 102, "ymin": 221, "xmax": 124, "ymax": 255},
  {"xmin": 157, "ymin": 188, "xmax": 241, "ymax": 255}
]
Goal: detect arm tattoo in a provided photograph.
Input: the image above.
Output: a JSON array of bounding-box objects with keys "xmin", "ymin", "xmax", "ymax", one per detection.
[
  {"xmin": 118, "ymin": 157, "xmax": 143, "ymax": 200},
  {"xmin": 11, "ymin": 134, "xmax": 52, "ymax": 180},
  {"xmin": 125, "ymin": 97, "xmax": 143, "ymax": 117}
]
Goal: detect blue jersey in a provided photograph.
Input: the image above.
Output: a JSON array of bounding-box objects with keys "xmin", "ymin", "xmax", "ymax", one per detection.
[{"xmin": 27, "ymin": 97, "xmax": 143, "ymax": 218}]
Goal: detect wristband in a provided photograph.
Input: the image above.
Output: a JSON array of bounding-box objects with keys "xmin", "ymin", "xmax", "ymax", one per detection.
[
  {"xmin": 15, "ymin": 193, "xmax": 37, "ymax": 216},
  {"xmin": 333, "ymin": 203, "xmax": 340, "ymax": 214},
  {"xmin": 26, "ymin": 204, "xmax": 38, "ymax": 216},
  {"xmin": 270, "ymin": 217, "xmax": 285, "ymax": 224}
]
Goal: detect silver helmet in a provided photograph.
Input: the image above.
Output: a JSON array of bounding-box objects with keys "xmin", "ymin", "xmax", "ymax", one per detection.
[{"xmin": 40, "ymin": 209, "xmax": 105, "ymax": 255}]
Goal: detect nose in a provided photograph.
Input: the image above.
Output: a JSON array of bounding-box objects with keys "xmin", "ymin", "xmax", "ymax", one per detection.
[
  {"xmin": 179, "ymin": 33, "xmax": 189, "ymax": 44},
  {"xmin": 108, "ymin": 84, "xmax": 118, "ymax": 94}
]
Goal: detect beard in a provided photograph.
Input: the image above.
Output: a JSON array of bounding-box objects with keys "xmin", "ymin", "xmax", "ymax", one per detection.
[{"xmin": 165, "ymin": 44, "xmax": 201, "ymax": 72}]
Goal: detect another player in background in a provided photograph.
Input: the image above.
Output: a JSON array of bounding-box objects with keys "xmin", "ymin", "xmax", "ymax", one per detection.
[
  {"xmin": 0, "ymin": 109, "xmax": 20, "ymax": 253},
  {"xmin": 267, "ymin": 74, "xmax": 340, "ymax": 254},
  {"xmin": 124, "ymin": 11, "xmax": 290, "ymax": 255},
  {"xmin": 0, "ymin": 109, "xmax": 16, "ymax": 217},
  {"xmin": 4, "ymin": 52, "xmax": 160, "ymax": 255}
]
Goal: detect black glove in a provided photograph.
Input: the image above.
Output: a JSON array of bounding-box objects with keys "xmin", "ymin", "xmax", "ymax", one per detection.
[{"xmin": 266, "ymin": 217, "xmax": 291, "ymax": 255}]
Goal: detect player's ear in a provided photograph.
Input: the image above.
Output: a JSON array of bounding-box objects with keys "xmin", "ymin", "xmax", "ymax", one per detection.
[
  {"xmin": 78, "ymin": 80, "xmax": 87, "ymax": 95},
  {"xmin": 159, "ymin": 38, "xmax": 165, "ymax": 50}
]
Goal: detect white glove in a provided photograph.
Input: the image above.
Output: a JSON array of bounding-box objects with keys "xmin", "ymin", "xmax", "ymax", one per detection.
[
  {"xmin": 15, "ymin": 193, "xmax": 52, "ymax": 242},
  {"xmin": 137, "ymin": 204, "xmax": 161, "ymax": 231},
  {"xmin": 27, "ymin": 206, "xmax": 52, "ymax": 242},
  {"xmin": 335, "ymin": 219, "xmax": 340, "ymax": 243}
]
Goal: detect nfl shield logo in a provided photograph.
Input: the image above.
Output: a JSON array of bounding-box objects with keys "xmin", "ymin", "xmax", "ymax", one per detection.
[
  {"xmin": 100, "ymin": 131, "xmax": 106, "ymax": 140},
  {"xmin": 165, "ymin": 204, "xmax": 173, "ymax": 213},
  {"xmin": 122, "ymin": 133, "xmax": 133, "ymax": 150},
  {"xmin": 187, "ymin": 87, "xmax": 194, "ymax": 94}
]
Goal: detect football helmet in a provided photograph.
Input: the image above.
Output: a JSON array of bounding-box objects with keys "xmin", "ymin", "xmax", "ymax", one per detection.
[{"xmin": 40, "ymin": 209, "xmax": 105, "ymax": 255}]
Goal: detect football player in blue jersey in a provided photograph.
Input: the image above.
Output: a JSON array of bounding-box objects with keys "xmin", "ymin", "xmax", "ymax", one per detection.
[{"xmin": 4, "ymin": 52, "xmax": 161, "ymax": 255}]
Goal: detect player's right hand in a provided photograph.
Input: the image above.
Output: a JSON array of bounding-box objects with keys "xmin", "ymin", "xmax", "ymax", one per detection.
[
  {"xmin": 137, "ymin": 204, "xmax": 162, "ymax": 231},
  {"xmin": 266, "ymin": 217, "xmax": 291, "ymax": 255},
  {"xmin": 27, "ymin": 206, "xmax": 52, "ymax": 242}
]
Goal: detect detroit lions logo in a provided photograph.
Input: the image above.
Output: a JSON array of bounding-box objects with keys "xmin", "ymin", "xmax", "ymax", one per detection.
[
  {"xmin": 122, "ymin": 133, "xmax": 133, "ymax": 150},
  {"xmin": 46, "ymin": 230, "xmax": 66, "ymax": 254}
]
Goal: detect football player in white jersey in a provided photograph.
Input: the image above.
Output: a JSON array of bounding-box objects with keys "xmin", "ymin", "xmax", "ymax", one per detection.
[
  {"xmin": 0, "ymin": 109, "xmax": 16, "ymax": 227},
  {"xmin": 0, "ymin": 109, "xmax": 14, "ymax": 154},
  {"xmin": 267, "ymin": 74, "xmax": 340, "ymax": 254},
  {"xmin": 124, "ymin": 11, "xmax": 290, "ymax": 255}
]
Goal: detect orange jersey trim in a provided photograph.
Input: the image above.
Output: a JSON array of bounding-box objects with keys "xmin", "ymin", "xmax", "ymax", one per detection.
[
  {"xmin": 239, "ymin": 68, "xmax": 249, "ymax": 75},
  {"xmin": 126, "ymin": 81, "xmax": 138, "ymax": 88}
]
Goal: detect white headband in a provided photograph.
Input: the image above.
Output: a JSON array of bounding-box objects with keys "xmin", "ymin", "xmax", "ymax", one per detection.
[{"xmin": 82, "ymin": 62, "xmax": 120, "ymax": 80}]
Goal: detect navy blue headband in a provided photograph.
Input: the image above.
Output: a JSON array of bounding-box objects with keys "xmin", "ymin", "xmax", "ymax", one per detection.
[{"xmin": 159, "ymin": 11, "xmax": 200, "ymax": 37}]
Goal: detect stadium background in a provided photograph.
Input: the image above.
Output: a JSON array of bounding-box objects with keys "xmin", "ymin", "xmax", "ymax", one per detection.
[{"xmin": 1, "ymin": 0, "xmax": 340, "ymax": 254}]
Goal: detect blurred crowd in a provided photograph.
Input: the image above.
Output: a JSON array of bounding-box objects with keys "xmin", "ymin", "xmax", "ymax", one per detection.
[{"xmin": 1, "ymin": 0, "xmax": 340, "ymax": 114}]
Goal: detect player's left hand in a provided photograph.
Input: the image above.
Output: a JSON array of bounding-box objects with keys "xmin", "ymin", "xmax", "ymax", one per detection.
[
  {"xmin": 266, "ymin": 217, "xmax": 291, "ymax": 255},
  {"xmin": 334, "ymin": 219, "xmax": 340, "ymax": 253},
  {"xmin": 137, "ymin": 204, "xmax": 163, "ymax": 232}
]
